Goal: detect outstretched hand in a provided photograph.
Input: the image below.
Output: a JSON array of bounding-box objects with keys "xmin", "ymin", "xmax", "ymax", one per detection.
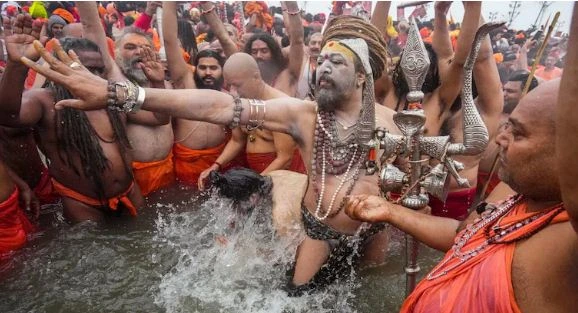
[
  {"xmin": 139, "ymin": 46, "xmax": 165, "ymax": 84},
  {"xmin": 344, "ymin": 194, "xmax": 391, "ymax": 223},
  {"xmin": 3, "ymin": 14, "xmax": 45, "ymax": 62},
  {"xmin": 20, "ymin": 40, "xmax": 109, "ymax": 111}
]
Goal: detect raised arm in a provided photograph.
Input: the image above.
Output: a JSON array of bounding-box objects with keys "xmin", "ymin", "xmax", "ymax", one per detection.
[
  {"xmin": 513, "ymin": 39, "xmax": 534, "ymax": 72},
  {"xmin": 556, "ymin": 6, "xmax": 578, "ymax": 231},
  {"xmin": 200, "ymin": 2, "xmax": 239, "ymax": 58},
  {"xmin": 370, "ymin": 1, "xmax": 391, "ymax": 37},
  {"xmin": 437, "ymin": 1, "xmax": 482, "ymax": 114},
  {"xmin": 162, "ymin": 1, "xmax": 194, "ymax": 89},
  {"xmin": 472, "ymin": 16, "xmax": 503, "ymax": 139},
  {"xmin": 282, "ymin": 1, "xmax": 305, "ymax": 80},
  {"xmin": 432, "ymin": 2, "xmax": 454, "ymax": 69},
  {"xmin": 0, "ymin": 14, "xmax": 45, "ymax": 127},
  {"xmin": 77, "ymin": 1, "xmax": 123, "ymax": 80}
]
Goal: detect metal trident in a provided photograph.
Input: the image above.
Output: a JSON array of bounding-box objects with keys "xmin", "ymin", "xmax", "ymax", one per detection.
[{"xmin": 373, "ymin": 18, "xmax": 503, "ymax": 294}]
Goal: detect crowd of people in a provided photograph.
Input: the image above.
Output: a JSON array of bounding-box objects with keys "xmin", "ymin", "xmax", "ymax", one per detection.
[{"xmin": 0, "ymin": 1, "xmax": 577, "ymax": 311}]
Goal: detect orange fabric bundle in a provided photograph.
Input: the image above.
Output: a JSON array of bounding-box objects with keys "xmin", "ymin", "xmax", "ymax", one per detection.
[
  {"xmin": 0, "ymin": 188, "xmax": 34, "ymax": 254},
  {"xmin": 51, "ymin": 179, "xmax": 138, "ymax": 216},
  {"xmin": 52, "ymin": 8, "xmax": 75, "ymax": 24},
  {"xmin": 246, "ymin": 152, "xmax": 277, "ymax": 173},
  {"xmin": 33, "ymin": 167, "xmax": 59, "ymax": 205},
  {"xmin": 400, "ymin": 201, "xmax": 568, "ymax": 313},
  {"xmin": 132, "ymin": 152, "xmax": 175, "ymax": 196},
  {"xmin": 494, "ymin": 52, "xmax": 504, "ymax": 64},
  {"xmin": 173, "ymin": 142, "xmax": 227, "ymax": 185},
  {"xmin": 244, "ymin": 2, "xmax": 273, "ymax": 31}
]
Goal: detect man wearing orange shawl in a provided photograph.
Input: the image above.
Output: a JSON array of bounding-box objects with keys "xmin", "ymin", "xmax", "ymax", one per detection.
[{"xmin": 345, "ymin": 70, "xmax": 578, "ymax": 312}]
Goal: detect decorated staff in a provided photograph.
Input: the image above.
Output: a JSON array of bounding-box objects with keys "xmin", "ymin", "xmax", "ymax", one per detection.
[{"xmin": 375, "ymin": 18, "xmax": 500, "ymax": 294}]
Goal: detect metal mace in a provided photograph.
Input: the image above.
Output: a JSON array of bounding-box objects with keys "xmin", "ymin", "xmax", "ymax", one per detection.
[{"xmin": 374, "ymin": 18, "xmax": 502, "ymax": 294}]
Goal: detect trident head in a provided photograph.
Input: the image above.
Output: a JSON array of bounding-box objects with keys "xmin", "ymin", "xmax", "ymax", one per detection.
[{"xmin": 400, "ymin": 17, "xmax": 430, "ymax": 104}]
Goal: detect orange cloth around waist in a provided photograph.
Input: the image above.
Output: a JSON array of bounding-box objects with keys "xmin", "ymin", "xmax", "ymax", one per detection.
[
  {"xmin": 0, "ymin": 188, "xmax": 34, "ymax": 254},
  {"xmin": 51, "ymin": 179, "xmax": 138, "ymax": 216},
  {"xmin": 429, "ymin": 187, "xmax": 477, "ymax": 221},
  {"xmin": 33, "ymin": 167, "xmax": 59, "ymax": 205},
  {"xmin": 401, "ymin": 200, "xmax": 569, "ymax": 313},
  {"xmin": 246, "ymin": 152, "xmax": 277, "ymax": 173},
  {"xmin": 288, "ymin": 149, "xmax": 307, "ymax": 174},
  {"xmin": 173, "ymin": 142, "xmax": 227, "ymax": 185},
  {"xmin": 478, "ymin": 170, "xmax": 501, "ymax": 199},
  {"xmin": 132, "ymin": 152, "xmax": 175, "ymax": 196}
]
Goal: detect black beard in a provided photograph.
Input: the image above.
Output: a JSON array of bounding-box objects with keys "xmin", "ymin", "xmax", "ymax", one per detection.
[
  {"xmin": 194, "ymin": 73, "xmax": 224, "ymax": 90},
  {"xmin": 257, "ymin": 60, "xmax": 281, "ymax": 85}
]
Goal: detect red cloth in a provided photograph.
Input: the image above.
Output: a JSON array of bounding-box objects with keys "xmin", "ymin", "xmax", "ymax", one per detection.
[
  {"xmin": 429, "ymin": 187, "xmax": 477, "ymax": 221},
  {"xmin": 134, "ymin": 12, "xmax": 152, "ymax": 31},
  {"xmin": 0, "ymin": 188, "xmax": 35, "ymax": 254},
  {"xmin": 246, "ymin": 152, "xmax": 276, "ymax": 173},
  {"xmin": 33, "ymin": 167, "xmax": 59, "ymax": 205},
  {"xmin": 401, "ymin": 200, "xmax": 568, "ymax": 313},
  {"xmin": 132, "ymin": 152, "xmax": 175, "ymax": 196},
  {"xmin": 288, "ymin": 149, "xmax": 307, "ymax": 174},
  {"xmin": 477, "ymin": 170, "xmax": 501, "ymax": 199},
  {"xmin": 51, "ymin": 179, "xmax": 138, "ymax": 216},
  {"xmin": 173, "ymin": 142, "xmax": 227, "ymax": 185}
]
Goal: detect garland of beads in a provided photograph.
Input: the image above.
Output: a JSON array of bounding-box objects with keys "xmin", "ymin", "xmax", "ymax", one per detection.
[
  {"xmin": 427, "ymin": 195, "xmax": 565, "ymax": 280},
  {"xmin": 311, "ymin": 110, "xmax": 366, "ymax": 220}
]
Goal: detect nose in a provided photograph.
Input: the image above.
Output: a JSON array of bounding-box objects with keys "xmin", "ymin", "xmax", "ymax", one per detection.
[{"xmin": 495, "ymin": 128, "xmax": 508, "ymax": 149}]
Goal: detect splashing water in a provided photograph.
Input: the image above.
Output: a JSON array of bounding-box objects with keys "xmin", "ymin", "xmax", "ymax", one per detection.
[{"xmin": 0, "ymin": 186, "xmax": 443, "ymax": 313}]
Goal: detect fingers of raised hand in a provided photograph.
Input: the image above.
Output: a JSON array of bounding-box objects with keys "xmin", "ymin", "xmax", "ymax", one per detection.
[
  {"xmin": 31, "ymin": 19, "xmax": 43, "ymax": 39},
  {"xmin": 22, "ymin": 15, "xmax": 33, "ymax": 35},
  {"xmin": 21, "ymin": 56, "xmax": 67, "ymax": 85}
]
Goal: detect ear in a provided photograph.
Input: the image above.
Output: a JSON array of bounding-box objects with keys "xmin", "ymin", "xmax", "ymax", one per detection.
[{"xmin": 356, "ymin": 72, "xmax": 366, "ymax": 88}]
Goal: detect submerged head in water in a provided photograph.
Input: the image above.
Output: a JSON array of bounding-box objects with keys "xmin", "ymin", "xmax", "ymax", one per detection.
[{"xmin": 209, "ymin": 167, "xmax": 273, "ymax": 205}]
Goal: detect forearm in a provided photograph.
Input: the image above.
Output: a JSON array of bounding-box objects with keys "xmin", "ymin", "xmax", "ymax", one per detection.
[
  {"xmin": 142, "ymin": 88, "xmax": 235, "ymax": 125},
  {"xmin": 453, "ymin": 2, "xmax": 482, "ymax": 65},
  {"xmin": 387, "ymin": 204, "xmax": 460, "ymax": 252},
  {"xmin": 284, "ymin": 2, "xmax": 305, "ymax": 78},
  {"xmin": 215, "ymin": 134, "xmax": 246, "ymax": 167},
  {"xmin": 433, "ymin": 10, "xmax": 453, "ymax": 60},
  {"xmin": 514, "ymin": 48, "xmax": 528, "ymax": 71},
  {"xmin": 162, "ymin": 1, "xmax": 192, "ymax": 87},
  {"xmin": 201, "ymin": 2, "xmax": 238, "ymax": 57},
  {"xmin": 0, "ymin": 61, "xmax": 29, "ymax": 116},
  {"xmin": 473, "ymin": 34, "xmax": 503, "ymax": 121},
  {"xmin": 371, "ymin": 1, "xmax": 391, "ymax": 36},
  {"xmin": 556, "ymin": 8, "xmax": 578, "ymax": 231}
]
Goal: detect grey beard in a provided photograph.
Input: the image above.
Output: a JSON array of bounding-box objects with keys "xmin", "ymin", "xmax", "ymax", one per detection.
[
  {"xmin": 316, "ymin": 89, "xmax": 343, "ymax": 112},
  {"xmin": 123, "ymin": 68, "xmax": 149, "ymax": 86}
]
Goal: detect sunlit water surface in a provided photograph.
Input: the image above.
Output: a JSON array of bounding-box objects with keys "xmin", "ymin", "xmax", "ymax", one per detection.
[{"xmin": 0, "ymin": 186, "xmax": 443, "ymax": 313}]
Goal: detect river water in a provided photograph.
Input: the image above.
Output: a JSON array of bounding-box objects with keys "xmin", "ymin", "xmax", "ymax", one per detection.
[{"xmin": 0, "ymin": 186, "xmax": 443, "ymax": 313}]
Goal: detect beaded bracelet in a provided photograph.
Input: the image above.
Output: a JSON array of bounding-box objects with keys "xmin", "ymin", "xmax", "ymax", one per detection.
[
  {"xmin": 228, "ymin": 96, "xmax": 243, "ymax": 129},
  {"xmin": 213, "ymin": 161, "xmax": 222, "ymax": 170},
  {"xmin": 283, "ymin": 9, "xmax": 302, "ymax": 16}
]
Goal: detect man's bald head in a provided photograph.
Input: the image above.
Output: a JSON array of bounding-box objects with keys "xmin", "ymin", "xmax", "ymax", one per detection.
[
  {"xmin": 63, "ymin": 23, "xmax": 83, "ymax": 38},
  {"xmin": 223, "ymin": 53, "xmax": 263, "ymax": 98},
  {"xmin": 513, "ymin": 78, "xmax": 560, "ymax": 132},
  {"xmin": 223, "ymin": 53, "xmax": 261, "ymax": 81}
]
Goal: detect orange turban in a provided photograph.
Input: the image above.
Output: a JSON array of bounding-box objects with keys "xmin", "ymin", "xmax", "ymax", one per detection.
[{"xmin": 52, "ymin": 8, "xmax": 75, "ymax": 24}]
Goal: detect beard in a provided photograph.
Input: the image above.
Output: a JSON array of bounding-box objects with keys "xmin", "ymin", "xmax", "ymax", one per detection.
[
  {"xmin": 315, "ymin": 74, "xmax": 356, "ymax": 112},
  {"xmin": 194, "ymin": 73, "xmax": 224, "ymax": 90},
  {"xmin": 256, "ymin": 59, "xmax": 281, "ymax": 85},
  {"xmin": 117, "ymin": 56, "xmax": 148, "ymax": 85}
]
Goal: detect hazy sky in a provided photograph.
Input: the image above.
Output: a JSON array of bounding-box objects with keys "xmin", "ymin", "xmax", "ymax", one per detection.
[{"xmin": 275, "ymin": 1, "xmax": 574, "ymax": 34}]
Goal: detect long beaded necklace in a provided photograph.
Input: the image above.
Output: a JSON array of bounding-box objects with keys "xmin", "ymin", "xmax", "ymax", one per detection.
[
  {"xmin": 427, "ymin": 195, "xmax": 565, "ymax": 280},
  {"xmin": 311, "ymin": 110, "xmax": 366, "ymax": 220}
]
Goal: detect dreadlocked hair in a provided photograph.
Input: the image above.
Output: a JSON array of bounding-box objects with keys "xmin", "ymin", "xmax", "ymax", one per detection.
[
  {"xmin": 50, "ymin": 37, "xmax": 132, "ymax": 201},
  {"xmin": 392, "ymin": 42, "xmax": 440, "ymax": 111},
  {"xmin": 322, "ymin": 15, "xmax": 388, "ymax": 80}
]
